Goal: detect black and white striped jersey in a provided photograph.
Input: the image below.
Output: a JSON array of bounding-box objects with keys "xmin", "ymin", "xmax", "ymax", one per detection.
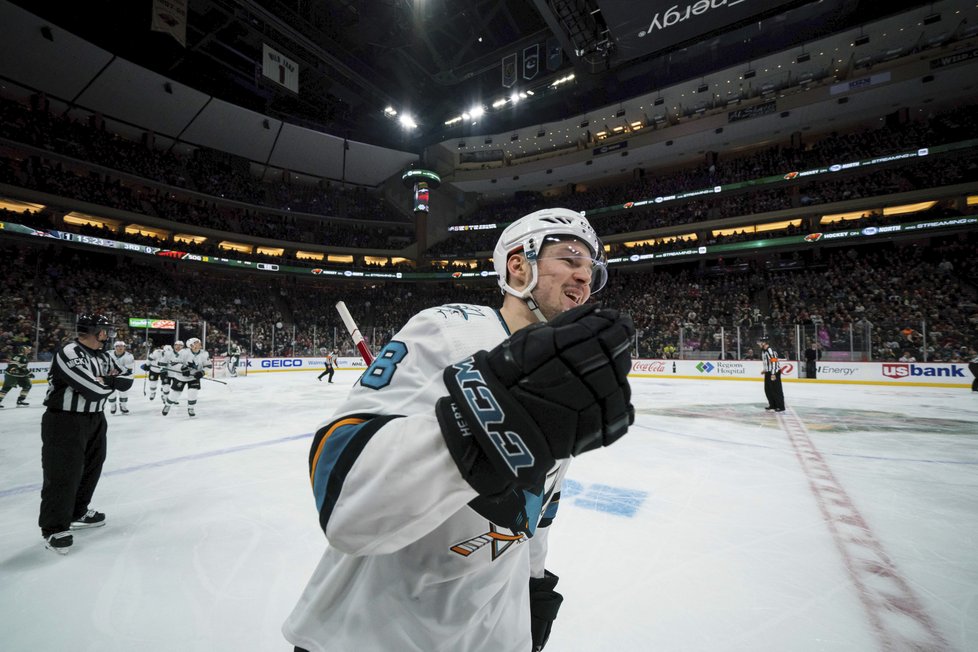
[
  {"xmin": 43, "ymin": 340, "xmax": 114, "ymax": 413},
  {"xmin": 762, "ymin": 347, "xmax": 781, "ymax": 373}
]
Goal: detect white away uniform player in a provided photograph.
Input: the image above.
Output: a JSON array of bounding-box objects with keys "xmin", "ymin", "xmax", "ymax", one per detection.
[
  {"xmin": 143, "ymin": 345, "xmax": 166, "ymax": 400},
  {"xmin": 162, "ymin": 338, "xmax": 211, "ymax": 417},
  {"xmin": 107, "ymin": 342, "xmax": 135, "ymax": 414},
  {"xmin": 283, "ymin": 209, "xmax": 635, "ymax": 652},
  {"xmin": 226, "ymin": 341, "xmax": 241, "ymax": 377},
  {"xmin": 159, "ymin": 342, "xmax": 182, "ymax": 404}
]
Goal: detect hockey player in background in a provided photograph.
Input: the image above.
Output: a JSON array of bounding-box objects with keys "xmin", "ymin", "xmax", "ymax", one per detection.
[
  {"xmin": 162, "ymin": 337, "xmax": 211, "ymax": 417},
  {"xmin": 0, "ymin": 344, "xmax": 34, "ymax": 408},
  {"xmin": 107, "ymin": 341, "xmax": 135, "ymax": 414},
  {"xmin": 226, "ymin": 340, "xmax": 242, "ymax": 377},
  {"xmin": 143, "ymin": 344, "xmax": 166, "ymax": 400},
  {"xmin": 283, "ymin": 208, "xmax": 635, "ymax": 652},
  {"xmin": 160, "ymin": 342, "xmax": 182, "ymax": 404}
]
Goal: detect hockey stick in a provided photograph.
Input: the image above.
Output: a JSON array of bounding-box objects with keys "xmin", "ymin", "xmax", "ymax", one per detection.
[
  {"xmin": 335, "ymin": 301, "xmax": 374, "ymax": 365},
  {"xmin": 202, "ymin": 376, "xmax": 227, "ymax": 385}
]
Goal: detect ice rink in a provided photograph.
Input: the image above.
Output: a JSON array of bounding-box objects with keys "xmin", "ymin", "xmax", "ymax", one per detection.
[{"xmin": 1, "ymin": 369, "xmax": 976, "ymax": 651}]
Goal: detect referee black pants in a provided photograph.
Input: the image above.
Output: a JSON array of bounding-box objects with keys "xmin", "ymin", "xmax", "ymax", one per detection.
[
  {"xmin": 764, "ymin": 371, "xmax": 785, "ymax": 410},
  {"xmin": 39, "ymin": 410, "xmax": 108, "ymax": 536},
  {"xmin": 970, "ymin": 362, "xmax": 978, "ymax": 392}
]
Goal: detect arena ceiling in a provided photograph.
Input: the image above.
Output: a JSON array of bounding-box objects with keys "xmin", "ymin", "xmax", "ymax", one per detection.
[{"xmin": 3, "ymin": 0, "xmax": 944, "ymax": 151}]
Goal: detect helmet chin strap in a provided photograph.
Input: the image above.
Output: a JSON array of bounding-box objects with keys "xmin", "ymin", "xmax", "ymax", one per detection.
[{"xmin": 524, "ymin": 292, "xmax": 548, "ymax": 323}]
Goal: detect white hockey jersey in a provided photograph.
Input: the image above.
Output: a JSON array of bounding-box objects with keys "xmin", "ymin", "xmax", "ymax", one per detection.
[
  {"xmin": 283, "ymin": 303, "xmax": 568, "ymax": 652},
  {"xmin": 111, "ymin": 350, "xmax": 135, "ymax": 376},
  {"xmin": 147, "ymin": 348, "xmax": 166, "ymax": 373},
  {"xmin": 170, "ymin": 348, "xmax": 212, "ymax": 382}
]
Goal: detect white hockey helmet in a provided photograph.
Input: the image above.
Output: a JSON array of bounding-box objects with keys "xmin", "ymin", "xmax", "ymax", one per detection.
[
  {"xmin": 114, "ymin": 341, "xmax": 126, "ymax": 349},
  {"xmin": 174, "ymin": 340, "xmax": 184, "ymax": 348},
  {"xmin": 163, "ymin": 345, "xmax": 173, "ymax": 354},
  {"xmin": 493, "ymin": 208, "xmax": 607, "ymax": 310}
]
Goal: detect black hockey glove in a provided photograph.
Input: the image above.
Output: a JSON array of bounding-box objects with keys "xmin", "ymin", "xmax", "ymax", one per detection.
[
  {"xmin": 193, "ymin": 370, "xmax": 204, "ymax": 379},
  {"xmin": 529, "ymin": 570, "xmax": 563, "ymax": 651},
  {"xmin": 141, "ymin": 363, "xmax": 150, "ymax": 371},
  {"xmin": 436, "ymin": 303, "xmax": 634, "ymax": 497}
]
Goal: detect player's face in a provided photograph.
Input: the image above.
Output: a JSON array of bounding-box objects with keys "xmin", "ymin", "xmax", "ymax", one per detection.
[
  {"xmin": 115, "ymin": 344, "xmax": 125, "ymax": 353},
  {"xmin": 532, "ymin": 238, "xmax": 595, "ymax": 320},
  {"xmin": 191, "ymin": 343, "xmax": 202, "ymax": 353}
]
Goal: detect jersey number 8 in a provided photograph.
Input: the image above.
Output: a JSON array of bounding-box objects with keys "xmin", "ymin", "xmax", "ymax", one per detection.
[{"xmin": 360, "ymin": 341, "xmax": 408, "ymax": 390}]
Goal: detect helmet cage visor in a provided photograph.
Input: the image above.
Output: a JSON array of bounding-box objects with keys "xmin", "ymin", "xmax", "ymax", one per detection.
[{"xmin": 532, "ymin": 235, "xmax": 608, "ymax": 294}]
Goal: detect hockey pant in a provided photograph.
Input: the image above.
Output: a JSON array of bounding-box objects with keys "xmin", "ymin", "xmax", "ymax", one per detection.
[
  {"xmin": 166, "ymin": 379, "xmax": 202, "ymax": 410},
  {"xmin": 0, "ymin": 375, "xmax": 31, "ymax": 403},
  {"xmin": 107, "ymin": 388, "xmax": 130, "ymax": 411}
]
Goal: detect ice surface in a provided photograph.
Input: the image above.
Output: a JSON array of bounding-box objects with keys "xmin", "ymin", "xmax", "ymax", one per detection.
[{"xmin": 1, "ymin": 371, "xmax": 975, "ymax": 651}]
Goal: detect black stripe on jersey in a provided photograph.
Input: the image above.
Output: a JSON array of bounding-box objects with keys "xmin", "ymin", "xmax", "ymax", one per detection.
[{"xmin": 311, "ymin": 413, "xmax": 404, "ymax": 534}]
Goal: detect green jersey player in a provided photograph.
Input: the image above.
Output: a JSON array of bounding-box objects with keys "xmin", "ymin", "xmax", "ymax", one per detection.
[{"xmin": 0, "ymin": 344, "xmax": 34, "ymax": 407}]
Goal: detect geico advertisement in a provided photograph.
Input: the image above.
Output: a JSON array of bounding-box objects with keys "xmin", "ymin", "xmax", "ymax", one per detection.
[{"xmin": 251, "ymin": 356, "xmax": 368, "ymax": 372}]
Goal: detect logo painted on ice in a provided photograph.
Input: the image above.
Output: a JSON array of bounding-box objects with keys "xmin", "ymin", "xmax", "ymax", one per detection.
[{"xmin": 696, "ymin": 362, "xmax": 715, "ymax": 373}]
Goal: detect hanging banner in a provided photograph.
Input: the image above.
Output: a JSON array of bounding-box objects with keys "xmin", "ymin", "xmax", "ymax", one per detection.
[
  {"xmin": 262, "ymin": 44, "xmax": 300, "ymax": 94},
  {"xmin": 523, "ymin": 44, "xmax": 539, "ymax": 80},
  {"xmin": 501, "ymin": 53, "xmax": 518, "ymax": 88},
  {"xmin": 546, "ymin": 37, "xmax": 563, "ymax": 71},
  {"xmin": 150, "ymin": 0, "xmax": 188, "ymax": 47}
]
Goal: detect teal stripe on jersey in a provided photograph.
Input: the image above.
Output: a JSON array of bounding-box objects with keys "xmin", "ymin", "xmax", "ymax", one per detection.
[{"xmin": 312, "ymin": 421, "xmax": 369, "ymax": 512}]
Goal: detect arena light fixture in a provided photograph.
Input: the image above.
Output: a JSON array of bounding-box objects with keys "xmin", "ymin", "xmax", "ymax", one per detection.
[
  {"xmin": 398, "ymin": 114, "xmax": 417, "ymax": 130},
  {"xmin": 882, "ymin": 201, "xmax": 937, "ymax": 216}
]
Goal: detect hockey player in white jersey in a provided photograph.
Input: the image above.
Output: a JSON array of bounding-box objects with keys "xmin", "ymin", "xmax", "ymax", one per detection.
[
  {"xmin": 162, "ymin": 338, "xmax": 211, "ymax": 417},
  {"xmin": 107, "ymin": 342, "xmax": 135, "ymax": 414},
  {"xmin": 143, "ymin": 344, "xmax": 166, "ymax": 400},
  {"xmin": 226, "ymin": 340, "xmax": 242, "ymax": 377},
  {"xmin": 283, "ymin": 208, "xmax": 635, "ymax": 652},
  {"xmin": 158, "ymin": 342, "xmax": 181, "ymax": 405}
]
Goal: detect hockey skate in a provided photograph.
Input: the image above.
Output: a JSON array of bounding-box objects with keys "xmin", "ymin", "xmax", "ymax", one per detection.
[
  {"xmin": 188, "ymin": 407, "xmax": 196, "ymax": 417},
  {"xmin": 162, "ymin": 402, "xmax": 171, "ymax": 416},
  {"xmin": 120, "ymin": 405, "xmax": 129, "ymax": 414},
  {"xmin": 70, "ymin": 509, "xmax": 106, "ymax": 530},
  {"xmin": 110, "ymin": 403, "xmax": 117, "ymax": 414},
  {"xmin": 17, "ymin": 399, "xmax": 29, "ymax": 407},
  {"xmin": 148, "ymin": 392, "xmax": 156, "ymax": 401},
  {"xmin": 44, "ymin": 531, "xmax": 73, "ymax": 554}
]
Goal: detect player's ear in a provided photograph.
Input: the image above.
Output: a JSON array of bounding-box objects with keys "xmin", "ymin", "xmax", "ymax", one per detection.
[{"xmin": 506, "ymin": 252, "xmax": 530, "ymax": 290}]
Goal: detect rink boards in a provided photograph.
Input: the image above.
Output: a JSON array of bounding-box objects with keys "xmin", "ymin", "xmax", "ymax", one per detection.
[{"xmin": 3, "ymin": 355, "xmax": 972, "ymax": 388}]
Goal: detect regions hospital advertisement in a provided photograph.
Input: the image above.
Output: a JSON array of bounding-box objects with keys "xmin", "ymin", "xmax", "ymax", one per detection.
[{"xmin": 3, "ymin": 356, "xmax": 972, "ymax": 388}]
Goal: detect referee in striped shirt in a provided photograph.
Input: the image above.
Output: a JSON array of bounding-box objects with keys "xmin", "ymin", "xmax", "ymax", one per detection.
[
  {"xmin": 40, "ymin": 313, "xmax": 133, "ymax": 554},
  {"xmin": 758, "ymin": 337, "xmax": 785, "ymax": 412}
]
